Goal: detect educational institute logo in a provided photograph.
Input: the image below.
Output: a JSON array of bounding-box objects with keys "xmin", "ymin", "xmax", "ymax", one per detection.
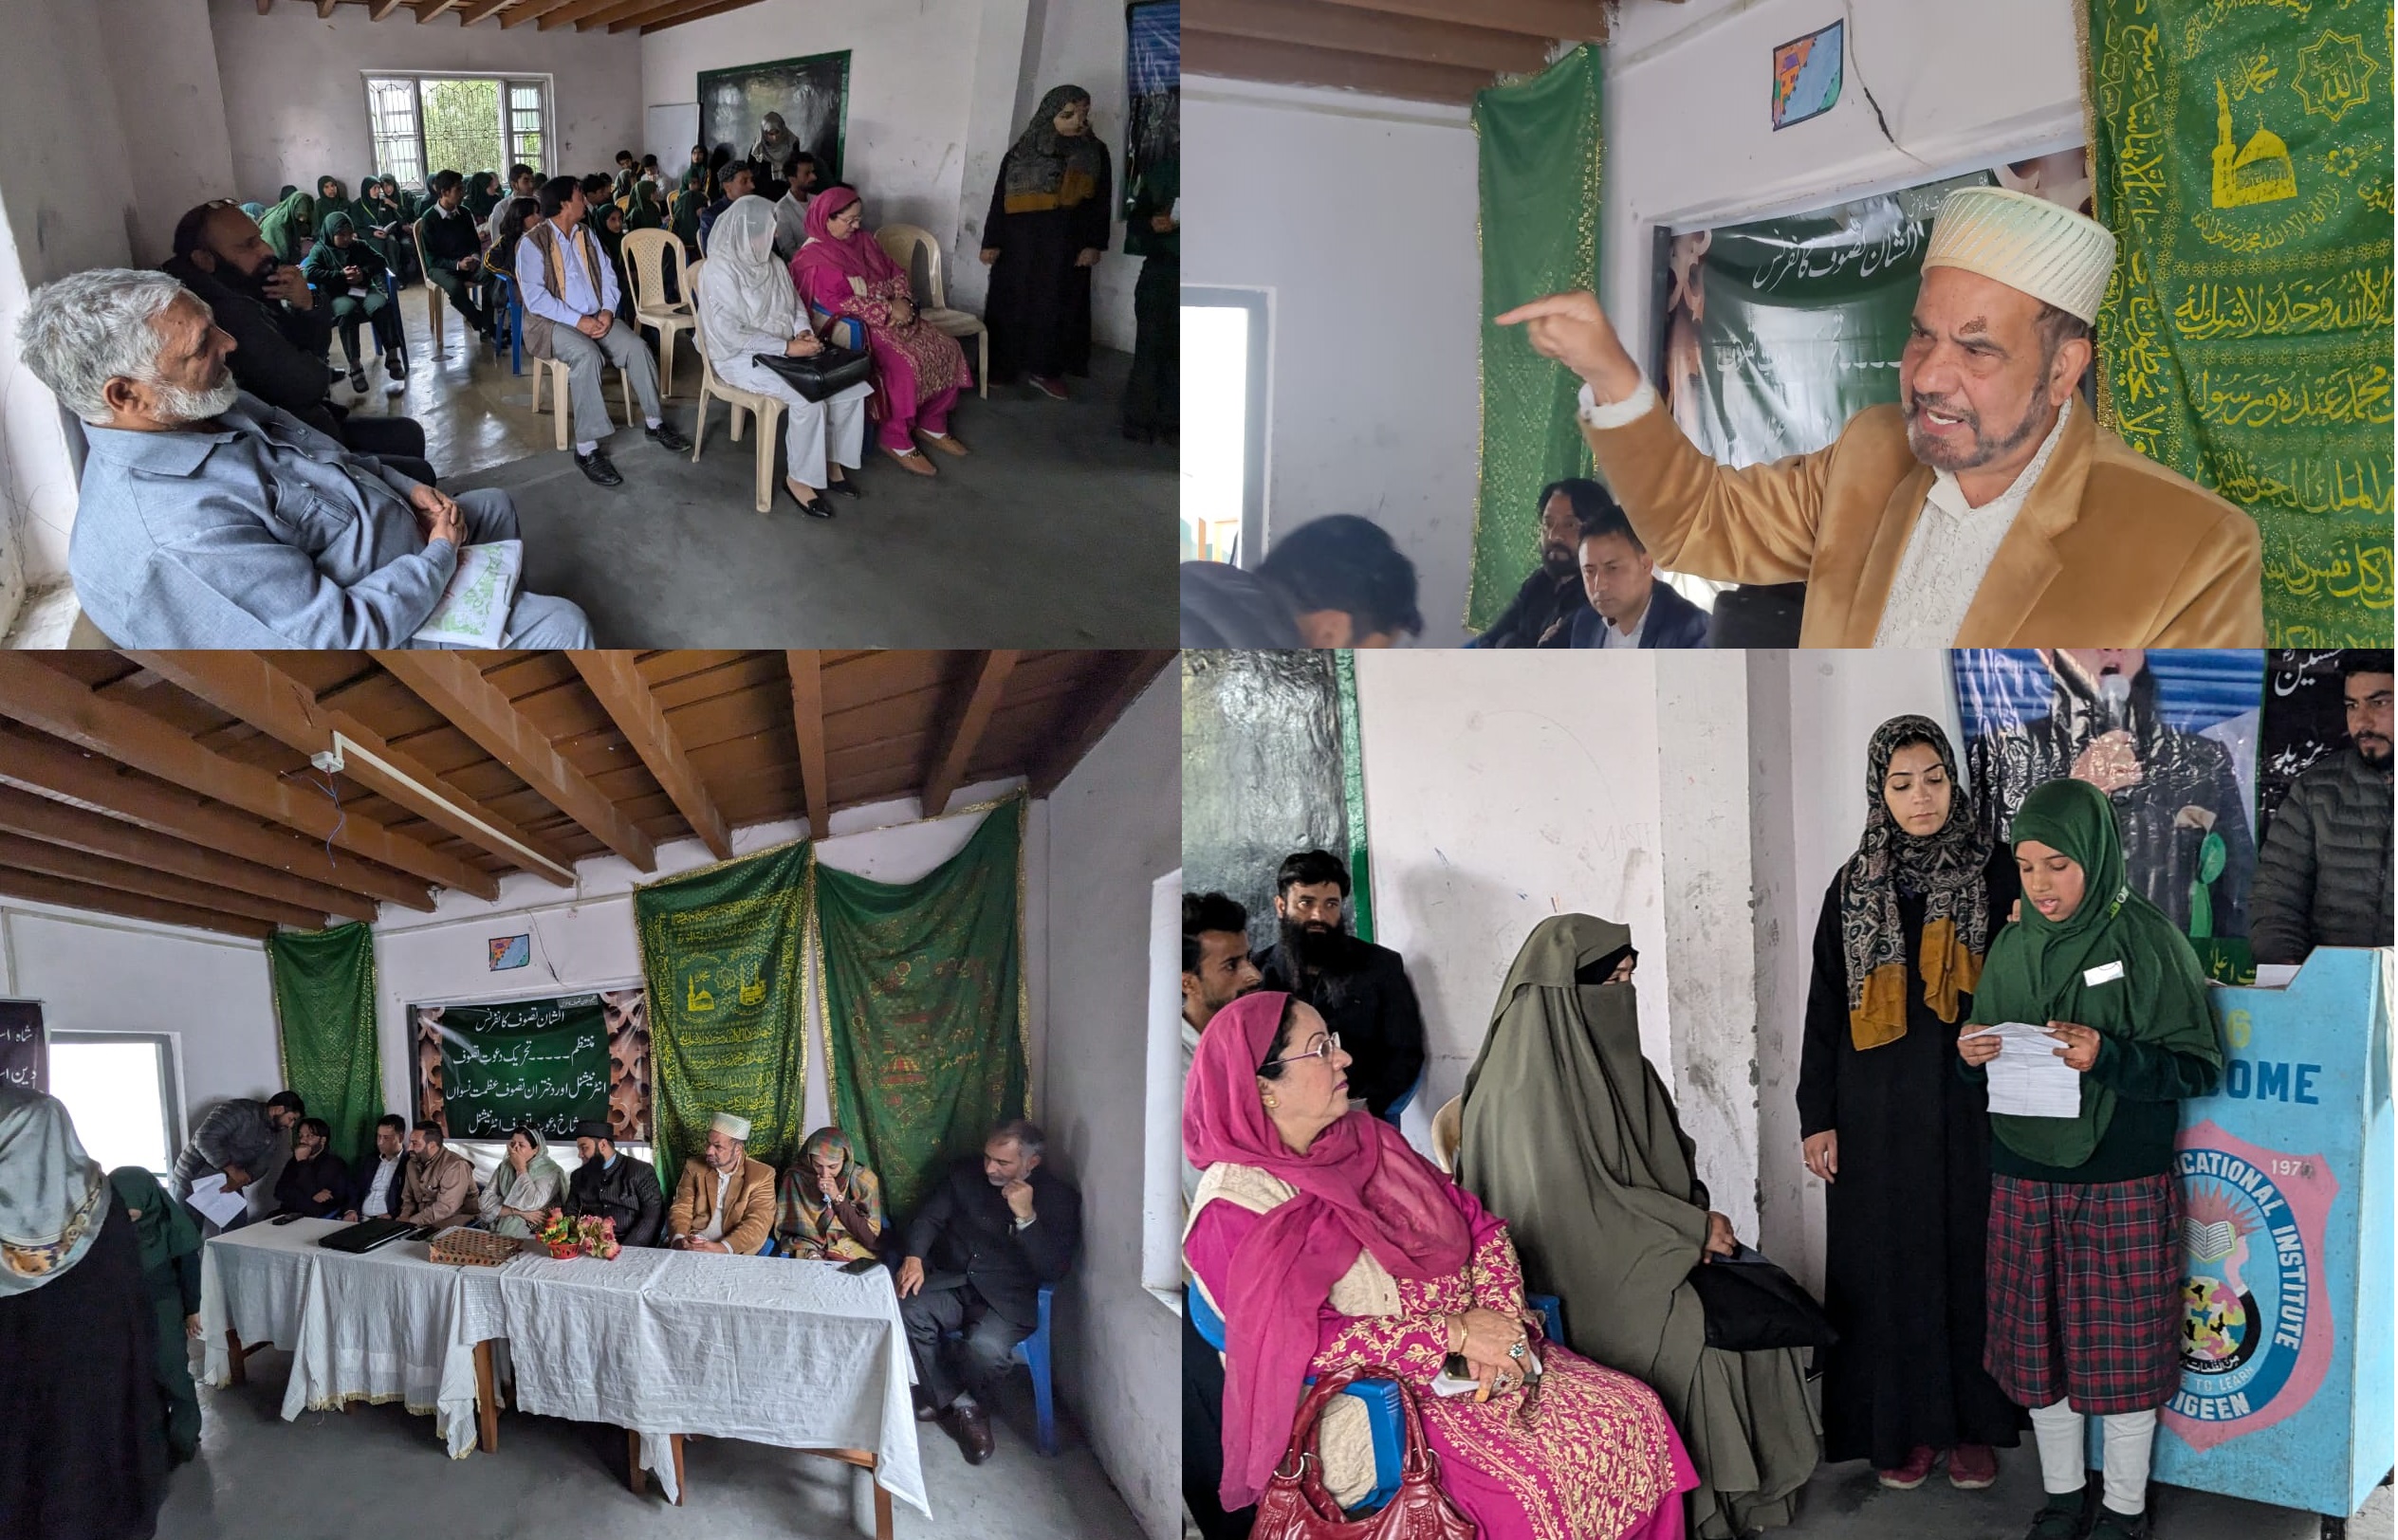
[{"xmin": 2167, "ymin": 1122, "xmax": 2338, "ymax": 1452}]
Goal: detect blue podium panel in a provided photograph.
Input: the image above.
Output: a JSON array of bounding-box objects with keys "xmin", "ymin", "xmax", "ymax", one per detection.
[{"xmin": 2094, "ymin": 948, "xmax": 2394, "ymax": 1519}]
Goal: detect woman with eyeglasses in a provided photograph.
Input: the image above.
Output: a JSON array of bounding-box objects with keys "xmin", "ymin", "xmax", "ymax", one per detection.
[{"xmin": 1185, "ymin": 989, "xmax": 1697, "ymax": 1540}]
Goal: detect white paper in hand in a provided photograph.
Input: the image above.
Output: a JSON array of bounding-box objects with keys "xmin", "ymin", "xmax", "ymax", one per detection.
[
  {"xmin": 411, "ymin": 540, "xmax": 522, "ymax": 648},
  {"xmin": 185, "ymin": 1172, "xmax": 250, "ymax": 1229},
  {"xmin": 1964, "ymin": 1021, "xmax": 2086, "ymax": 1118}
]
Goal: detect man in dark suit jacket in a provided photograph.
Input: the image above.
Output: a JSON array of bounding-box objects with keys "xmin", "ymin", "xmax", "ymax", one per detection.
[
  {"xmin": 897, "ymin": 1119, "xmax": 1081, "ymax": 1464},
  {"xmin": 343, "ymin": 1113, "xmax": 410, "ymax": 1220},
  {"xmin": 563, "ymin": 1119, "xmax": 666, "ymax": 1248},
  {"xmin": 1556, "ymin": 496, "xmax": 1712, "ymax": 650}
]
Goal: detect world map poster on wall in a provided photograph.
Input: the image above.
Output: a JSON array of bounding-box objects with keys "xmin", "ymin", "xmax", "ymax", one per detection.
[
  {"xmin": 699, "ymin": 50, "xmax": 850, "ymax": 186},
  {"xmin": 414, "ymin": 989, "xmax": 651, "ymax": 1143}
]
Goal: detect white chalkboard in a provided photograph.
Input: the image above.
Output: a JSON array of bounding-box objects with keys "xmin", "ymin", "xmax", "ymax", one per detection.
[{"xmin": 647, "ymin": 102, "xmax": 700, "ymax": 172}]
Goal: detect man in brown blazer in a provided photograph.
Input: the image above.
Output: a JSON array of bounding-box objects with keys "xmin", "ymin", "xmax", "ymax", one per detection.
[
  {"xmin": 1500, "ymin": 187, "xmax": 2263, "ymax": 647},
  {"xmin": 397, "ymin": 1120, "xmax": 475, "ymax": 1230},
  {"xmin": 667, "ymin": 1111, "xmax": 777, "ymax": 1256}
]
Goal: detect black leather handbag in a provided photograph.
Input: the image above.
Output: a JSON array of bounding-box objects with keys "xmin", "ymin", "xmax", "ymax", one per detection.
[
  {"xmin": 1685, "ymin": 1243, "xmax": 1838, "ymax": 1352},
  {"xmin": 750, "ymin": 341, "xmax": 873, "ymax": 402}
]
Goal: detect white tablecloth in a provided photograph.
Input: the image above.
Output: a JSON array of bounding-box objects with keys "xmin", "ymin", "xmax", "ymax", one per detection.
[
  {"xmin": 497, "ymin": 1249, "xmax": 927, "ymax": 1512},
  {"xmin": 198, "ymin": 1219, "xmax": 507, "ymax": 1458}
]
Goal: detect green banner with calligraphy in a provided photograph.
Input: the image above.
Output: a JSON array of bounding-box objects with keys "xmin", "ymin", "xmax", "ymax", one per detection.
[
  {"xmin": 2084, "ymin": 0, "xmax": 2392, "ymax": 644},
  {"xmin": 817, "ymin": 799, "xmax": 1028, "ymax": 1219},
  {"xmin": 415, "ymin": 994, "xmax": 610, "ymax": 1142},
  {"xmin": 635, "ymin": 839, "xmax": 811, "ymax": 1183},
  {"xmin": 269, "ymin": 923, "xmax": 383, "ymax": 1161}
]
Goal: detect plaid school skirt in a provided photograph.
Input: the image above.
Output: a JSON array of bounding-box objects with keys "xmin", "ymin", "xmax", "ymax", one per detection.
[{"xmin": 1983, "ymin": 1172, "xmax": 2184, "ymax": 1414}]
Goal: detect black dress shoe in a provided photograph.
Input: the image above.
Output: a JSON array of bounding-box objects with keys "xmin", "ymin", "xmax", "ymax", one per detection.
[
  {"xmin": 575, "ymin": 449, "xmax": 623, "ymax": 486},
  {"xmin": 824, "ymin": 476, "xmax": 862, "ymax": 499},
  {"xmin": 645, "ymin": 420, "xmax": 692, "ymax": 453},
  {"xmin": 945, "ymin": 1401, "xmax": 995, "ymax": 1464}
]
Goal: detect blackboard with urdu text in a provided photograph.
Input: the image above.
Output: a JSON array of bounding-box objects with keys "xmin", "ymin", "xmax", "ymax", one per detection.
[{"xmin": 415, "ymin": 994, "xmax": 611, "ymax": 1140}]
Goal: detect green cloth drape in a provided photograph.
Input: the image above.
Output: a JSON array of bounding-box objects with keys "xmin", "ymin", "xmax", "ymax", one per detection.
[
  {"xmin": 266, "ymin": 923, "xmax": 382, "ymax": 1161},
  {"xmin": 817, "ymin": 799, "xmax": 1028, "ymax": 1218},
  {"xmin": 1466, "ymin": 44, "xmax": 1604, "ymax": 632},
  {"xmin": 636, "ymin": 840, "xmax": 812, "ymax": 1182},
  {"xmin": 1333, "ymin": 649, "xmax": 1374, "ymax": 943},
  {"xmin": 2083, "ymin": 0, "xmax": 2392, "ymax": 645}
]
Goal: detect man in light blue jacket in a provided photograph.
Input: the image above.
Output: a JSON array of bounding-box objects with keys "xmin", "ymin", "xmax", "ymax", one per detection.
[{"xmin": 16, "ymin": 266, "xmax": 591, "ymax": 648}]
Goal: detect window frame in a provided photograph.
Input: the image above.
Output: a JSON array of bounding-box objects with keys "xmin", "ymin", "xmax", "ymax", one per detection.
[
  {"xmin": 1178, "ymin": 284, "xmax": 1270, "ymax": 568},
  {"xmin": 45, "ymin": 1030, "xmax": 185, "ymax": 1179},
  {"xmin": 360, "ymin": 71, "xmax": 554, "ymax": 195}
]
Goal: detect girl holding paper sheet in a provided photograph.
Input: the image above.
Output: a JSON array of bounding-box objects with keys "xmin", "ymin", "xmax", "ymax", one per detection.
[{"xmin": 1957, "ymin": 777, "xmax": 2223, "ymax": 1540}]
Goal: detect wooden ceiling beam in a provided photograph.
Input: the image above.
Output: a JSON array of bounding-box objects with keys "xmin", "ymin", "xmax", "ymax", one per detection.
[
  {"xmin": 378, "ymin": 652, "xmax": 658, "ymax": 871},
  {"xmin": 573, "ymin": 0, "xmax": 662, "ymax": 28},
  {"xmin": 0, "ymin": 831, "xmax": 324, "ymax": 931},
  {"xmin": 317, "ymin": 0, "xmax": 340, "ymax": 15},
  {"xmin": 129, "ymin": 651, "xmax": 576, "ymax": 887},
  {"xmin": 785, "ymin": 651, "xmax": 830, "ymax": 836},
  {"xmin": 922, "ymin": 651, "xmax": 1019, "ymax": 818},
  {"xmin": 1186, "ymin": 0, "xmax": 1555, "ymax": 73},
  {"xmin": 367, "ymin": 0, "xmax": 409, "ymax": 18},
  {"xmin": 500, "ymin": 0, "xmax": 575, "ymax": 25},
  {"xmin": 0, "ymin": 656, "xmax": 495, "ymax": 900},
  {"xmin": 256, "ymin": 0, "xmax": 274, "ymax": 12},
  {"xmin": 632, "ymin": 0, "xmax": 761, "ymax": 33},
  {"xmin": 0, "ymin": 726, "xmax": 432, "ymax": 911},
  {"xmin": 537, "ymin": 0, "xmax": 621, "ymax": 28},
  {"xmin": 0, "ymin": 867, "xmax": 275, "ymax": 941},
  {"xmin": 1184, "ymin": 30, "xmax": 1501, "ymax": 102},
  {"xmin": 569, "ymin": 652, "xmax": 732, "ymax": 861},
  {"xmin": 1027, "ymin": 652, "xmax": 1172, "ymax": 798},
  {"xmin": 1311, "ymin": 0, "xmax": 1606, "ymax": 40},
  {"xmin": 0, "ymin": 782, "xmax": 373, "ymax": 925},
  {"xmin": 457, "ymin": 0, "xmax": 512, "ymax": 21},
  {"xmin": 411, "ymin": 0, "xmax": 464, "ymax": 19}
]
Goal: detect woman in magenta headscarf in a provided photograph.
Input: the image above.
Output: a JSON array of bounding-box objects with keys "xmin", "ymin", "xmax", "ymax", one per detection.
[
  {"xmin": 788, "ymin": 186, "xmax": 973, "ymax": 477},
  {"xmin": 1185, "ymin": 991, "xmax": 1698, "ymax": 1540}
]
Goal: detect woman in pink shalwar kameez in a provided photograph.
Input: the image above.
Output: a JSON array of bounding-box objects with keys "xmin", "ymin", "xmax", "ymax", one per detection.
[
  {"xmin": 787, "ymin": 187, "xmax": 973, "ymax": 476},
  {"xmin": 1186, "ymin": 991, "xmax": 1698, "ymax": 1540}
]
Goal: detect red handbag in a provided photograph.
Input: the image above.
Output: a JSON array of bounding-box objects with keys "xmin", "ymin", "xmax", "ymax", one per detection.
[{"xmin": 1249, "ymin": 1366, "xmax": 1479, "ymax": 1540}]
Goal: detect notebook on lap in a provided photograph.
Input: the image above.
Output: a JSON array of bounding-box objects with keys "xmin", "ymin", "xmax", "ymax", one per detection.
[{"xmin": 318, "ymin": 1218, "xmax": 417, "ymax": 1254}]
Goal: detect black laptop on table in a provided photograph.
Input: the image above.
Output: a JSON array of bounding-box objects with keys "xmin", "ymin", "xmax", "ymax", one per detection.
[{"xmin": 318, "ymin": 1218, "xmax": 419, "ymax": 1254}]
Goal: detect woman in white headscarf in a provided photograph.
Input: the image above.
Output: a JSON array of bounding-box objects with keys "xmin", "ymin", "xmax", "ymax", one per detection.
[
  {"xmin": 694, "ymin": 193, "xmax": 872, "ymax": 518},
  {"xmin": 0, "ymin": 1087, "xmax": 173, "ymax": 1536}
]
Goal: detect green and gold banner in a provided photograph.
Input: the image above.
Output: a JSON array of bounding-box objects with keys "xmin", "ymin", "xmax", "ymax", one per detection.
[
  {"xmin": 817, "ymin": 799, "xmax": 1028, "ymax": 1218},
  {"xmin": 267, "ymin": 923, "xmax": 383, "ymax": 1162},
  {"xmin": 2084, "ymin": 0, "xmax": 2392, "ymax": 643},
  {"xmin": 635, "ymin": 839, "xmax": 811, "ymax": 1183}
]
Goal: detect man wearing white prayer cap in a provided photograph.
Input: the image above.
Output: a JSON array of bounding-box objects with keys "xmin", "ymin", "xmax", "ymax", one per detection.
[
  {"xmin": 1499, "ymin": 186, "xmax": 2262, "ymax": 646},
  {"xmin": 666, "ymin": 1109, "xmax": 777, "ymax": 1255}
]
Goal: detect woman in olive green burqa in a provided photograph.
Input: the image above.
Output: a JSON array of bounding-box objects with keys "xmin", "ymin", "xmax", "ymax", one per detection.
[
  {"xmin": 1458, "ymin": 914, "xmax": 1818, "ymax": 1538},
  {"xmin": 108, "ymin": 1164, "xmax": 204, "ymax": 1464}
]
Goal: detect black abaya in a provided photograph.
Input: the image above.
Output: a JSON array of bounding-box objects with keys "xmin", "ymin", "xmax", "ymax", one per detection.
[
  {"xmin": 0, "ymin": 1190, "xmax": 171, "ymax": 1540},
  {"xmin": 982, "ymin": 145, "xmax": 1112, "ymax": 383},
  {"xmin": 1796, "ymin": 849, "xmax": 2025, "ymax": 1468}
]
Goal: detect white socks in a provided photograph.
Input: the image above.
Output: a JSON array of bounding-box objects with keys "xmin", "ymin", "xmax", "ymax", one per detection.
[
  {"xmin": 645, "ymin": 416, "xmax": 661, "ymax": 431},
  {"xmin": 2028, "ymin": 1399, "xmax": 2156, "ymax": 1514},
  {"xmin": 575, "ymin": 440, "xmax": 598, "ymax": 456}
]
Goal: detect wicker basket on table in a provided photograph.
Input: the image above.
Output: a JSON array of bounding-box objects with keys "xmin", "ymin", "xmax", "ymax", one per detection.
[{"xmin": 428, "ymin": 1227, "xmax": 527, "ymax": 1268}]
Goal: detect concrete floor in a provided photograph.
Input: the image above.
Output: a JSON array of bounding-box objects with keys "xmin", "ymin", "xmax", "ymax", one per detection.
[
  {"xmin": 158, "ymin": 1345, "xmax": 1146, "ymax": 1540},
  {"xmin": 1776, "ymin": 1447, "xmax": 2391, "ymax": 1540},
  {"xmin": 331, "ymin": 284, "xmax": 1174, "ymax": 646}
]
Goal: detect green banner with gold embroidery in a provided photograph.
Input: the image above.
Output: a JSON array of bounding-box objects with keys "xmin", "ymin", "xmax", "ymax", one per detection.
[
  {"xmin": 635, "ymin": 839, "xmax": 810, "ymax": 1185},
  {"xmin": 817, "ymin": 799, "xmax": 1027, "ymax": 1219},
  {"xmin": 2084, "ymin": 0, "xmax": 2392, "ymax": 644}
]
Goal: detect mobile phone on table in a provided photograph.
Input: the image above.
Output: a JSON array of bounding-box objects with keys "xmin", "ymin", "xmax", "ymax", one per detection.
[{"xmin": 270, "ymin": 1213, "xmax": 302, "ymax": 1225}]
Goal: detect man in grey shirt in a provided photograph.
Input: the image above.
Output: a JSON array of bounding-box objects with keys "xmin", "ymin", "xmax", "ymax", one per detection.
[{"xmin": 15, "ymin": 266, "xmax": 592, "ymax": 648}]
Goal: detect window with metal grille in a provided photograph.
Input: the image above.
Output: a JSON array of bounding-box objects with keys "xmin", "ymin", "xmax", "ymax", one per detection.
[{"xmin": 363, "ymin": 74, "xmax": 549, "ymax": 195}]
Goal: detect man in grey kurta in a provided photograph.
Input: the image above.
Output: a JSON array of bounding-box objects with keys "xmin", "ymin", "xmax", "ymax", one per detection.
[{"xmin": 15, "ymin": 267, "xmax": 592, "ymax": 647}]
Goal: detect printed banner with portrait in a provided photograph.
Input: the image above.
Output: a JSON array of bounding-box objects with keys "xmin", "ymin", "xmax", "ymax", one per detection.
[{"xmin": 414, "ymin": 990, "xmax": 649, "ymax": 1143}]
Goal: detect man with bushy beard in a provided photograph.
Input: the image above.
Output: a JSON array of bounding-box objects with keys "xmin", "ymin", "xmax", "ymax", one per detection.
[
  {"xmin": 1251, "ymin": 849, "xmax": 1426, "ymax": 1119},
  {"xmin": 162, "ymin": 200, "xmax": 434, "ymax": 482},
  {"xmin": 2251, "ymin": 650, "xmax": 2394, "ymax": 962},
  {"xmin": 1466, "ymin": 478, "xmax": 1607, "ymax": 648},
  {"xmin": 15, "ymin": 267, "xmax": 592, "ymax": 648}
]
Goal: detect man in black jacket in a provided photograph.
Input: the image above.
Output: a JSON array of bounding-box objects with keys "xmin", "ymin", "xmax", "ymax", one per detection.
[
  {"xmin": 417, "ymin": 171, "xmax": 495, "ymax": 341},
  {"xmin": 1253, "ymin": 850, "xmax": 1427, "ymax": 1119},
  {"xmin": 2252, "ymin": 650, "xmax": 2394, "ymax": 962},
  {"xmin": 1466, "ymin": 478, "xmax": 1606, "ymax": 649},
  {"xmin": 343, "ymin": 1114, "xmax": 410, "ymax": 1220},
  {"xmin": 897, "ymin": 1119, "xmax": 1080, "ymax": 1464},
  {"xmin": 563, "ymin": 1119, "xmax": 665, "ymax": 1248},
  {"xmin": 161, "ymin": 200, "xmax": 436, "ymax": 485}
]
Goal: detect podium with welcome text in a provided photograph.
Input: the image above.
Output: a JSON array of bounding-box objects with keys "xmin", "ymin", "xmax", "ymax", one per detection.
[{"xmin": 2080, "ymin": 947, "xmax": 2394, "ymax": 1528}]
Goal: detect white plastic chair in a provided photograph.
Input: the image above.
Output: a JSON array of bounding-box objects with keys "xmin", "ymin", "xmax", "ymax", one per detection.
[
  {"xmin": 682, "ymin": 259, "xmax": 787, "ymax": 515},
  {"xmin": 621, "ymin": 228, "xmax": 694, "ymax": 398},
  {"xmin": 874, "ymin": 222, "xmax": 988, "ymax": 399},
  {"xmin": 529, "ymin": 344, "xmax": 638, "ymax": 454}
]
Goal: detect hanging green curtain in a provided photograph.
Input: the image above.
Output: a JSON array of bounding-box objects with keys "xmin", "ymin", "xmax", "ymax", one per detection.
[
  {"xmin": 267, "ymin": 923, "xmax": 382, "ymax": 1160},
  {"xmin": 817, "ymin": 798, "xmax": 1028, "ymax": 1218},
  {"xmin": 2082, "ymin": 0, "xmax": 2392, "ymax": 646},
  {"xmin": 634, "ymin": 839, "xmax": 811, "ymax": 1183},
  {"xmin": 1467, "ymin": 44, "xmax": 1604, "ymax": 633},
  {"xmin": 1333, "ymin": 649, "xmax": 1374, "ymax": 944}
]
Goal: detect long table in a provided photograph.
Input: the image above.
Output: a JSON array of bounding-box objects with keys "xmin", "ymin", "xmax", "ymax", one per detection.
[{"xmin": 198, "ymin": 1220, "xmax": 929, "ymax": 1528}]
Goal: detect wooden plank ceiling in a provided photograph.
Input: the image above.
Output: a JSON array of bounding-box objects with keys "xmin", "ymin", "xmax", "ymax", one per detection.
[
  {"xmin": 0, "ymin": 650, "xmax": 1171, "ymax": 941},
  {"xmin": 254, "ymin": 0, "xmax": 765, "ymax": 38},
  {"xmin": 1184, "ymin": 0, "xmax": 1651, "ymax": 104}
]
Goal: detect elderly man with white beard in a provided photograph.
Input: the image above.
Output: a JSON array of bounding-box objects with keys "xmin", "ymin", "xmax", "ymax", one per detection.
[
  {"xmin": 13, "ymin": 266, "xmax": 592, "ymax": 648},
  {"xmin": 1499, "ymin": 187, "xmax": 2264, "ymax": 648}
]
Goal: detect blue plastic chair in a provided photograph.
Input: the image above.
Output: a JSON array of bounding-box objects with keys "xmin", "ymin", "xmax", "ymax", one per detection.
[
  {"xmin": 1188, "ymin": 1281, "xmax": 1402, "ymax": 1512},
  {"xmin": 370, "ymin": 269, "xmax": 402, "ymax": 361},
  {"xmin": 495, "ymin": 273, "xmax": 525, "ymax": 375},
  {"xmin": 1013, "ymin": 1281, "xmax": 1059, "ymax": 1457}
]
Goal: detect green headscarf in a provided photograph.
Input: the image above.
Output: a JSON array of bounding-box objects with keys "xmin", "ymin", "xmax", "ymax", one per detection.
[
  {"xmin": 0, "ymin": 1087, "xmax": 109, "ymax": 1295},
  {"xmin": 107, "ymin": 1165, "xmax": 199, "ymax": 1277},
  {"xmin": 302, "ymin": 210, "xmax": 360, "ymax": 284},
  {"xmin": 1972, "ymin": 778, "xmax": 2223, "ymax": 1168},
  {"xmin": 256, "ymin": 189, "xmax": 316, "ymax": 262},
  {"xmin": 626, "ymin": 179, "xmax": 664, "ymax": 231},
  {"xmin": 466, "ymin": 172, "xmax": 502, "ymax": 220},
  {"xmin": 315, "ymin": 174, "xmax": 347, "ymax": 208}
]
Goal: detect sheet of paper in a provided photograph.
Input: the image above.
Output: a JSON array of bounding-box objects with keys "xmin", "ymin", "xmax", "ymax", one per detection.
[
  {"xmin": 411, "ymin": 540, "xmax": 522, "ymax": 649},
  {"xmin": 1963, "ymin": 1021, "xmax": 2086, "ymax": 1118},
  {"xmin": 185, "ymin": 1172, "xmax": 250, "ymax": 1229},
  {"xmin": 2249, "ymin": 964, "xmax": 2302, "ymax": 989}
]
